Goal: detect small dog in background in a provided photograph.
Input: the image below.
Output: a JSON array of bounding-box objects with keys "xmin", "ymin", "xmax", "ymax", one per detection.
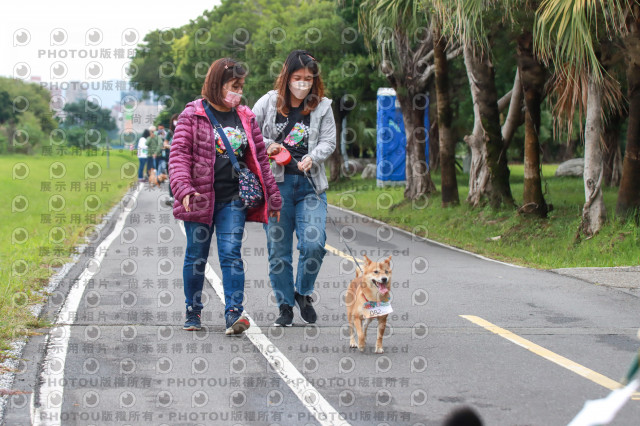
[
  {"xmin": 157, "ymin": 173, "xmax": 168, "ymax": 184},
  {"xmin": 346, "ymin": 255, "xmax": 393, "ymax": 353},
  {"xmin": 148, "ymin": 168, "xmax": 159, "ymax": 187}
]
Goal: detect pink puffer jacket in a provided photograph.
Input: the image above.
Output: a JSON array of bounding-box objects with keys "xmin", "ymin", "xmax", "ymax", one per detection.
[{"xmin": 169, "ymin": 100, "xmax": 282, "ymax": 224}]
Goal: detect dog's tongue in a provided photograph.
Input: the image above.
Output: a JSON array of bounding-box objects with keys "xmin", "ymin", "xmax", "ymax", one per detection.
[{"xmin": 378, "ymin": 284, "xmax": 389, "ymax": 295}]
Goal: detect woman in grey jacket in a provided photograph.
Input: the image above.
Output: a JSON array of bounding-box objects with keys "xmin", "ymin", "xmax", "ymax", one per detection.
[{"xmin": 252, "ymin": 50, "xmax": 336, "ymax": 326}]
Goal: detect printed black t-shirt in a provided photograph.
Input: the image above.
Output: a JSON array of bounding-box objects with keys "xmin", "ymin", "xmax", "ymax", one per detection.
[
  {"xmin": 275, "ymin": 105, "xmax": 311, "ymax": 175},
  {"xmin": 209, "ymin": 106, "xmax": 248, "ymax": 203}
]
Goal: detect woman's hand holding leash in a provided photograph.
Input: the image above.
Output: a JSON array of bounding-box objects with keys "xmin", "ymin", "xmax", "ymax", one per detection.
[
  {"xmin": 267, "ymin": 143, "xmax": 283, "ymax": 156},
  {"xmin": 298, "ymin": 156, "xmax": 312, "ymax": 173}
]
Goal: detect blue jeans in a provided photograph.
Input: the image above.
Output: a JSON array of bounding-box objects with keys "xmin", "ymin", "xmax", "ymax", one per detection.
[
  {"xmin": 138, "ymin": 158, "xmax": 149, "ymax": 179},
  {"xmin": 264, "ymin": 174, "xmax": 327, "ymax": 307},
  {"xmin": 157, "ymin": 158, "xmax": 167, "ymax": 175},
  {"xmin": 183, "ymin": 200, "xmax": 246, "ymax": 314}
]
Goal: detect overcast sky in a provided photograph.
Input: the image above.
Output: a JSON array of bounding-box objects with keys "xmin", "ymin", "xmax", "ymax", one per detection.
[{"xmin": 2, "ymin": 0, "xmax": 219, "ymax": 106}]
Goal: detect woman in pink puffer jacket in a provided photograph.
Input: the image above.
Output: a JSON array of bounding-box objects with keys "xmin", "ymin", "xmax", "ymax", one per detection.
[{"xmin": 169, "ymin": 58, "xmax": 282, "ymax": 335}]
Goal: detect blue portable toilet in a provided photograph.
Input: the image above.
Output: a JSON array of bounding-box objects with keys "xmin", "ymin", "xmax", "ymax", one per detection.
[{"xmin": 376, "ymin": 88, "xmax": 429, "ymax": 187}]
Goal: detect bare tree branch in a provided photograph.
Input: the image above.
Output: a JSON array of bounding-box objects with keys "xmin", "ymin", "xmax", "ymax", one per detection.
[
  {"xmin": 445, "ymin": 45, "xmax": 463, "ymax": 61},
  {"xmin": 502, "ymin": 69, "xmax": 524, "ymax": 146},
  {"xmin": 416, "ymin": 45, "xmax": 462, "ymax": 87},
  {"xmin": 416, "ymin": 50, "xmax": 435, "ymax": 68},
  {"xmin": 498, "ymin": 90, "xmax": 512, "ymax": 111},
  {"xmin": 416, "ymin": 64, "xmax": 436, "ymax": 87}
]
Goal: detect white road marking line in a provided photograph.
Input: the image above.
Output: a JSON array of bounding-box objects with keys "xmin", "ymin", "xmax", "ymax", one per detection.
[
  {"xmin": 31, "ymin": 185, "xmax": 142, "ymax": 426},
  {"xmin": 179, "ymin": 222, "xmax": 350, "ymax": 426}
]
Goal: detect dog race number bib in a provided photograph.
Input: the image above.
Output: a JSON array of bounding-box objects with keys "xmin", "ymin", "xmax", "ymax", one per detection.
[{"xmin": 363, "ymin": 301, "xmax": 393, "ymax": 318}]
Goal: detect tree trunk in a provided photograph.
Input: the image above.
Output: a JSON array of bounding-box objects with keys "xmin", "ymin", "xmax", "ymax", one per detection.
[
  {"xmin": 502, "ymin": 69, "xmax": 524, "ymax": 150},
  {"xmin": 602, "ymin": 111, "xmax": 623, "ymax": 187},
  {"xmin": 434, "ymin": 27, "xmax": 459, "ymax": 206},
  {"xmin": 617, "ymin": 7, "xmax": 640, "ymax": 220},
  {"xmin": 517, "ymin": 31, "xmax": 548, "ymax": 217},
  {"xmin": 463, "ymin": 43, "xmax": 515, "ymax": 208},
  {"xmin": 429, "ymin": 121, "xmax": 440, "ymax": 172},
  {"xmin": 329, "ymin": 102, "xmax": 344, "ymax": 182},
  {"xmin": 581, "ymin": 77, "xmax": 607, "ymax": 238},
  {"xmin": 398, "ymin": 94, "xmax": 436, "ymax": 200}
]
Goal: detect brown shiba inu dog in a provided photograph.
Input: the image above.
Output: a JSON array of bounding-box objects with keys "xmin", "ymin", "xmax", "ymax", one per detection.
[
  {"xmin": 346, "ymin": 255, "xmax": 392, "ymax": 354},
  {"xmin": 157, "ymin": 173, "xmax": 168, "ymax": 184},
  {"xmin": 148, "ymin": 168, "xmax": 159, "ymax": 187}
]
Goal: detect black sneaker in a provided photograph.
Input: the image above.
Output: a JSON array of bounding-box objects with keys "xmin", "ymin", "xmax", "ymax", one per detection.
[
  {"xmin": 225, "ymin": 309, "xmax": 250, "ymax": 336},
  {"xmin": 294, "ymin": 292, "xmax": 317, "ymax": 324},
  {"xmin": 274, "ymin": 304, "xmax": 294, "ymax": 327},
  {"xmin": 183, "ymin": 306, "xmax": 201, "ymax": 331}
]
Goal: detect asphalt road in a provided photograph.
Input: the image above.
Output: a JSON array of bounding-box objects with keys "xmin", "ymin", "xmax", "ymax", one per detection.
[{"xmin": 3, "ymin": 182, "xmax": 640, "ymax": 425}]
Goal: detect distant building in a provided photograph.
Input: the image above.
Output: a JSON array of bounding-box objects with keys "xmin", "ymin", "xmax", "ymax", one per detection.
[
  {"xmin": 65, "ymin": 81, "xmax": 88, "ymax": 105},
  {"xmin": 120, "ymin": 90, "xmax": 164, "ymax": 140}
]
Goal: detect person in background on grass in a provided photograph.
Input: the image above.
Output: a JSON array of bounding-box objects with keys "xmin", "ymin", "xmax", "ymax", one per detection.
[
  {"xmin": 170, "ymin": 58, "xmax": 282, "ymax": 335},
  {"xmin": 165, "ymin": 113, "xmax": 180, "ymax": 205},
  {"xmin": 252, "ymin": 49, "xmax": 336, "ymax": 327},
  {"xmin": 137, "ymin": 129, "xmax": 150, "ymax": 182}
]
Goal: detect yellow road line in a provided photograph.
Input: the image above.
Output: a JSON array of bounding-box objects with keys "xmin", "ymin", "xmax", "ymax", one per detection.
[
  {"xmin": 460, "ymin": 315, "xmax": 640, "ymax": 400},
  {"xmin": 325, "ymin": 243, "xmax": 363, "ymax": 264}
]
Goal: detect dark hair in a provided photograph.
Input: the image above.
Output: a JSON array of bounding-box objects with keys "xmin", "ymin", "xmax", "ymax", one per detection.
[
  {"xmin": 142, "ymin": 129, "xmax": 150, "ymax": 138},
  {"xmin": 169, "ymin": 113, "xmax": 180, "ymax": 133},
  {"xmin": 274, "ymin": 50, "xmax": 325, "ymax": 116},
  {"xmin": 201, "ymin": 58, "xmax": 247, "ymax": 106},
  {"xmin": 443, "ymin": 407, "xmax": 483, "ymax": 426}
]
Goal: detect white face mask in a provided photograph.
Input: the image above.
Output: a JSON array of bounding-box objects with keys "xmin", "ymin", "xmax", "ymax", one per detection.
[
  {"xmin": 289, "ymin": 81, "xmax": 312, "ymax": 100},
  {"xmin": 173, "ymin": 120, "xmax": 178, "ymax": 126}
]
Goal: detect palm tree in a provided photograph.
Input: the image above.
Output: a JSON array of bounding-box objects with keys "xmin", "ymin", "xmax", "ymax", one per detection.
[
  {"xmin": 359, "ymin": 0, "xmax": 461, "ymax": 200},
  {"xmin": 617, "ymin": 2, "xmax": 640, "ymax": 220},
  {"xmin": 517, "ymin": 23, "xmax": 549, "ymax": 217},
  {"xmin": 433, "ymin": 0, "xmax": 516, "ymax": 209},
  {"xmin": 535, "ymin": 0, "xmax": 630, "ymax": 236},
  {"xmin": 433, "ymin": 21, "xmax": 460, "ymax": 206}
]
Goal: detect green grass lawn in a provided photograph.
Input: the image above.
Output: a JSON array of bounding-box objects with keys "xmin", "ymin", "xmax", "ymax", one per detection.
[
  {"xmin": 326, "ymin": 164, "xmax": 639, "ymax": 269},
  {"xmin": 1, "ymin": 150, "xmax": 140, "ymax": 359}
]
